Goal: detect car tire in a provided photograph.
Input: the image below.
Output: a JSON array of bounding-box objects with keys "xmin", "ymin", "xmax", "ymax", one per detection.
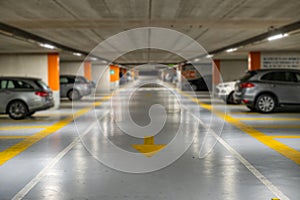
[
  {"xmin": 255, "ymin": 94, "xmax": 276, "ymax": 113},
  {"xmin": 191, "ymin": 84, "xmax": 198, "ymax": 91},
  {"xmin": 246, "ymin": 105, "xmax": 256, "ymax": 111},
  {"xmin": 7, "ymin": 100, "xmax": 28, "ymax": 120},
  {"xmin": 67, "ymin": 89, "xmax": 81, "ymax": 101},
  {"xmin": 27, "ymin": 111, "xmax": 36, "ymax": 117},
  {"xmin": 226, "ymin": 92, "xmax": 236, "ymax": 104}
]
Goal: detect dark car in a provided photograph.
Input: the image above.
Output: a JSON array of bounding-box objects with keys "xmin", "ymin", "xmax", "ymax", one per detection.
[
  {"xmin": 0, "ymin": 77, "xmax": 54, "ymax": 119},
  {"xmin": 234, "ymin": 69, "xmax": 300, "ymax": 113},
  {"xmin": 60, "ymin": 75, "xmax": 92, "ymax": 101}
]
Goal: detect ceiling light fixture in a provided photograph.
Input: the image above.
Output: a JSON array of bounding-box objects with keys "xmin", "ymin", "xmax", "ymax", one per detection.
[
  {"xmin": 194, "ymin": 58, "xmax": 200, "ymax": 62},
  {"xmin": 206, "ymin": 54, "xmax": 214, "ymax": 58},
  {"xmin": 226, "ymin": 48, "xmax": 237, "ymax": 53},
  {"xmin": 73, "ymin": 52, "xmax": 82, "ymax": 56},
  {"xmin": 89, "ymin": 57, "xmax": 98, "ymax": 61},
  {"xmin": 39, "ymin": 43, "xmax": 56, "ymax": 49},
  {"xmin": 267, "ymin": 33, "xmax": 288, "ymax": 41}
]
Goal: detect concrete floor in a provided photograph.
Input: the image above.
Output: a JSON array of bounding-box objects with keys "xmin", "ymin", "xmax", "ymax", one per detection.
[{"xmin": 0, "ymin": 77, "xmax": 300, "ymax": 200}]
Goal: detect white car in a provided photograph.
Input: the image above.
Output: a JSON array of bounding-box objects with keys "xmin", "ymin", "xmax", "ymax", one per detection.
[{"xmin": 215, "ymin": 81, "xmax": 239, "ymax": 104}]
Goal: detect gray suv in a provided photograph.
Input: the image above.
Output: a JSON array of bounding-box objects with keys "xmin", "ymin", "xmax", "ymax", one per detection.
[
  {"xmin": 235, "ymin": 69, "xmax": 300, "ymax": 113},
  {"xmin": 60, "ymin": 75, "xmax": 92, "ymax": 101},
  {"xmin": 0, "ymin": 77, "xmax": 54, "ymax": 119}
]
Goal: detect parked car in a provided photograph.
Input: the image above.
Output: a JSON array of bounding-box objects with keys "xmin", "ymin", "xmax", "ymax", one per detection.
[
  {"xmin": 234, "ymin": 69, "xmax": 300, "ymax": 113},
  {"xmin": 0, "ymin": 77, "xmax": 54, "ymax": 119},
  {"xmin": 60, "ymin": 75, "xmax": 92, "ymax": 101},
  {"xmin": 215, "ymin": 81, "xmax": 239, "ymax": 104}
]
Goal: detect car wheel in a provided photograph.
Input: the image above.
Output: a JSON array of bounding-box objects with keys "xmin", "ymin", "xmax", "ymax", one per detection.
[
  {"xmin": 27, "ymin": 111, "xmax": 36, "ymax": 117},
  {"xmin": 67, "ymin": 89, "xmax": 80, "ymax": 101},
  {"xmin": 255, "ymin": 94, "xmax": 276, "ymax": 113},
  {"xmin": 246, "ymin": 105, "xmax": 256, "ymax": 111},
  {"xmin": 191, "ymin": 84, "xmax": 198, "ymax": 91},
  {"xmin": 226, "ymin": 92, "xmax": 235, "ymax": 104},
  {"xmin": 7, "ymin": 101, "xmax": 28, "ymax": 120}
]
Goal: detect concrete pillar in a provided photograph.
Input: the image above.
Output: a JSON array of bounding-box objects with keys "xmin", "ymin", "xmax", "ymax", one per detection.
[
  {"xmin": 47, "ymin": 53, "xmax": 60, "ymax": 109},
  {"xmin": 0, "ymin": 53, "xmax": 60, "ymax": 109},
  {"xmin": 212, "ymin": 59, "xmax": 221, "ymax": 85},
  {"xmin": 110, "ymin": 65, "xmax": 120, "ymax": 90},
  {"xmin": 92, "ymin": 64, "xmax": 110, "ymax": 92},
  {"xmin": 60, "ymin": 62, "xmax": 84, "ymax": 76},
  {"xmin": 84, "ymin": 61, "xmax": 92, "ymax": 81},
  {"xmin": 248, "ymin": 52, "xmax": 261, "ymax": 70}
]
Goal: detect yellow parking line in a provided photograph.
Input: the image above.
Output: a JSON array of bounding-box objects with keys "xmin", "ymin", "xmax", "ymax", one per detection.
[
  {"xmin": 180, "ymin": 90, "xmax": 300, "ymax": 165},
  {"xmin": 0, "ymin": 126, "xmax": 47, "ymax": 131},
  {"xmin": 238, "ymin": 117, "xmax": 300, "ymax": 121},
  {"xmin": 271, "ymin": 135, "xmax": 300, "ymax": 139},
  {"xmin": 230, "ymin": 111, "xmax": 300, "ymax": 116},
  {"xmin": 0, "ymin": 136, "xmax": 29, "ymax": 139},
  {"xmin": 251, "ymin": 125, "xmax": 300, "ymax": 129},
  {"xmin": 0, "ymin": 95, "xmax": 111, "ymax": 166}
]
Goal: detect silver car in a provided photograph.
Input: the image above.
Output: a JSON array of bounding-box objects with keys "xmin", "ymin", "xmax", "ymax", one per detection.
[
  {"xmin": 60, "ymin": 75, "xmax": 92, "ymax": 101},
  {"xmin": 234, "ymin": 69, "xmax": 300, "ymax": 113},
  {"xmin": 0, "ymin": 77, "xmax": 54, "ymax": 119}
]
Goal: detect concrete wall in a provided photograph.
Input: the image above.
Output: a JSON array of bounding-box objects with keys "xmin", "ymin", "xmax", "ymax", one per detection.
[
  {"xmin": 220, "ymin": 60, "xmax": 248, "ymax": 82},
  {"xmin": 0, "ymin": 54, "xmax": 48, "ymax": 82},
  {"xmin": 92, "ymin": 64, "xmax": 110, "ymax": 92},
  {"xmin": 0, "ymin": 54, "xmax": 61, "ymax": 108},
  {"xmin": 60, "ymin": 62, "xmax": 84, "ymax": 76}
]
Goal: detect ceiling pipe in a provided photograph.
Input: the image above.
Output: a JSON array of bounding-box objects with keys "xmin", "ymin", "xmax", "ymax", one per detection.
[{"xmin": 0, "ymin": 22, "xmax": 110, "ymax": 63}]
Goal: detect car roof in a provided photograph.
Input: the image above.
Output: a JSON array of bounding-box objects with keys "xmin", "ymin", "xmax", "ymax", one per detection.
[
  {"xmin": 252, "ymin": 68, "xmax": 300, "ymax": 73},
  {"xmin": 60, "ymin": 75, "xmax": 85, "ymax": 78},
  {"xmin": 0, "ymin": 76, "xmax": 41, "ymax": 80}
]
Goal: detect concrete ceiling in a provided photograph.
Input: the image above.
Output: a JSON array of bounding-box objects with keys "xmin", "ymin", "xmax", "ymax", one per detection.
[{"xmin": 0, "ymin": 0, "xmax": 300, "ymax": 64}]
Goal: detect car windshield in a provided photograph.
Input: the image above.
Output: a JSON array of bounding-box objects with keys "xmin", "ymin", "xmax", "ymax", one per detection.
[{"xmin": 36, "ymin": 80, "xmax": 50, "ymax": 90}]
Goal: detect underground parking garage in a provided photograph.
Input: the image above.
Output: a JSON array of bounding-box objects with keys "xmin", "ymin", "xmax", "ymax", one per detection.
[{"xmin": 0, "ymin": 1, "xmax": 300, "ymax": 200}]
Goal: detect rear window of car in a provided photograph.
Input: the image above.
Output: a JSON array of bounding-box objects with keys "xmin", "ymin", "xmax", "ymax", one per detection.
[
  {"xmin": 35, "ymin": 80, "xmax": 50, "ymax": 90},
  {"xmin": 75, "ymin": 76, "xmax": 88, "ymax": 83},
  {"xmin": 240, "ymin": 71, "xmax": 256, "ymax": 82}
]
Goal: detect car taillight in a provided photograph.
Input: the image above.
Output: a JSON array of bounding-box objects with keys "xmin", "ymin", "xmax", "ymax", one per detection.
[
  {"xmin": 240, "ymin": 82, "xmax": 255, "ymax": 88},
  {"xmin": 35, "ymin": 91, "xmax": 49, "ymax": 97}
]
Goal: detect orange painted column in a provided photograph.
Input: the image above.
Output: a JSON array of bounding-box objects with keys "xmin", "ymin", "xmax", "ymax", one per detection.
[
  {"xmin": 110, "ymin": 65, "xmax": 120, "ymax": 82},
  {"xmin": 248, "ymin": 52, "xmax": 261, "ymax": 70},
  {"xmin": 48, "ymin": 53, "xmax": 60, "ymax": 91},
  {"xmin": 84, "ymin": 61, "xmax": 92, "ymax": 80},
  {"xmin": 48, "ymin": 53, "xmax": 60, "ymax": 108},
  {"xmin": 212, "ymin": 59, "xmax": 221, "ymax": 85}
]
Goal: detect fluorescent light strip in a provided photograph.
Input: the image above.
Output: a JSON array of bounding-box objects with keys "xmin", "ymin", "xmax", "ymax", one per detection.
[
  {"xmin": 39, "ymin": 43, "xmax": 56, "ymax": 49},
  {"xmin": 226, "ymin": 48, "xmax": 237, "ymax": 53},
  {"xmin": 73, "ymin": 52, "xmax": 82, "ymax": 56},
  {"xmin": 267, "ymin": 33, "xmax": 288, "ymax": 41},
  {"xmin": 206, "ymin": 54, "xmax": 214, "ymax": 58}
]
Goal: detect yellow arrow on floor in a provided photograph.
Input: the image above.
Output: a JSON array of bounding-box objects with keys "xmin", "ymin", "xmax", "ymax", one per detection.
[{"xmin": 132, "ymin": 136, "xmax": 166, "ymax": 157}]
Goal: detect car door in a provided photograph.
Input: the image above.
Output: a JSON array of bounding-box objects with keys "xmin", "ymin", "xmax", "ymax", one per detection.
[
  {"xmin": 0, "ymin": 79, "xmax": 9, "ymax": 113},
  {"xmin": 261, "ymin": 71, "xmax": 298, "ymax": 104},
  {"xmin": 295, "ymin": 72, "xmax": 300, "ymax": 104},
  {"xmin": 59, "ymin": 77, "xmax": 68, "ymax": 97}
]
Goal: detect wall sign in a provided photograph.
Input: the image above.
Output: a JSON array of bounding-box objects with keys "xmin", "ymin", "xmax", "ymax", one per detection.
[{"xmin": 261, "ymin": 54, "xmax": 300, "ymax": 68}]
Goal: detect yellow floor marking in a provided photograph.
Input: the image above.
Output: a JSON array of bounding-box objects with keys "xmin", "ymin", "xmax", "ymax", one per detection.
[
  {"xmin": 271, "ymin": 135, "xmax": 300, "ymax": 139},
  {"xmin": 0, "ymin": 95, "xmax": 111, "ymax": 166},
  {"xmin": 251, "ymin": 125, "xmax": 300, "ymax": 129},
  {"xmin": 132, "ymin": 136, "xmax": 166, "ymax": 157},
  {"xmin": 0, "ymin": 136, "xmax": 29, "ymax": 139},
  {"xmin": 238, "ymin": 117, "xmax": 300, "ymax": 121},
  {"xmin": 180, "ymin": 90, "xmax": 300, "ymax": 165},
  {"xmin": 0, "ymin": 126, "xmax": 47, "ymax": 131},
  {"xmin": 230, "ymin": 111, "xmax": 300, "ymax": 116}
]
